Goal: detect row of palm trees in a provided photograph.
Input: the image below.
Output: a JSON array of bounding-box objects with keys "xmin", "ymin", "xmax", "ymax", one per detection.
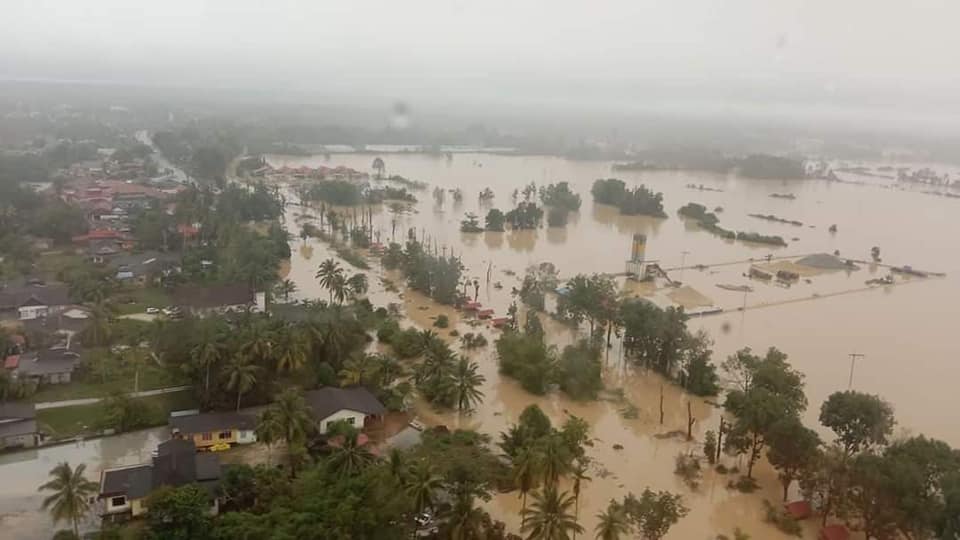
[{"xmin": 316, "ymin": 258, "xmax": 368, "ymax": 305}]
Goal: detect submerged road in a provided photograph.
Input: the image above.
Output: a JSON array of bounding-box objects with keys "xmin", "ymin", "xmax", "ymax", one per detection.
[{"xmin": 35, "ymin": 386, "xmax": 191, "ymax": 410}]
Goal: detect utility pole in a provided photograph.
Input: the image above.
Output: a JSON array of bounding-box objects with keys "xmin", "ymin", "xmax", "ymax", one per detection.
[
  {"xmin": 679, "ymin": 250, "xmax": 690, "ymax": 282},
  {"xmin": 848, "ymin": 352, "xmax": 865, "ymax": 389}
]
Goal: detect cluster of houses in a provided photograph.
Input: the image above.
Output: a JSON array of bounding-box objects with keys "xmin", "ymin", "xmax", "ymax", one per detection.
[{"xmin": 98, "ymin": 386, "xmax": 389, "ymax": 522}]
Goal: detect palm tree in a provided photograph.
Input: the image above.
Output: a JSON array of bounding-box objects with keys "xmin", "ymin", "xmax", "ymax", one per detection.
[
  {"xmin": 372, "ymin": 157, "xmax": 386, "ymax": 179},
  {"xmin": 38, "ymin": 462, "xmax": 98, "ymax": 538},
  {"xmin": 522, "ymin": 486, "xmax": 583, "ymax": 540},
  {"xmin": 222, "ymin": 355, "xmax": 260, "ymax": 411},
  {"xmin": 405, "ymin": 460, "xmax": 443, "ymax": 515},
  {"xmin": 373, "ymin": 354, "xmax": 402, "ymax": 389},
  {"xmin": 274, "ymin": 327, "xmax": 308, "ymax": 372},
  {"xmin": 386, "ymin": 447, "xmax": 407, "ymax": 486},
  {"xmin": 328, "ymin": 428, "xmax": 375, "ymax": 477},
  {"xmin": 316, "ymin": 259, "xmax": 345, "ymax": 304},
  {"xmin": 330, "ymin": 274, "xmax": 348, "ymax": 305},
  {"xmin": 452, "ymin": 356, "xmax": 485, "ymax": 412},
  {"xmin": 594, "ymin": 501, "xmax": 630, "ymax": 540},
  {"xmin": 346, "ymin": 273, "xmax": 368, "ymax": 299},
  {"xmin": 260, "ymin": 388, "xmax": 313, "ymax": 476},
  {"xmin": 447, "ymin": 491, "xmax": 486, "ymax": 540},
  {"xmin": 513, "ymin": 445, "xmax": 542, "ymax": 529},
  {"xmin": 191, "ymin": 322, "xmax": 224, "ymax": 398},
  {"xmin": 275, "ymin": 279, "xmax": 297, "ymax": 302},
  {"xmin": 82, "ymin": 300, "xmax": 115, "ymax": 346},
  {"xmin": 240, "ymin": 320, "xmax": 274, "ymax": 366},
  {"xmin": 339, "ymin": 353, "xmax": 377, "ymax": 386},
  {"xmin": 571, "ymin": 457, "xmax": 592, "ymax": 539},
  {"xmin": 539, "ymin": 434, "xmax": 572, "ymax": 489}
]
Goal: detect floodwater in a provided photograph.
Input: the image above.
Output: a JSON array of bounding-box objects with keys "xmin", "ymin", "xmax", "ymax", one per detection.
[
  {"xmin": 274, "ymin": 152, "xmax": 960, "ymax": 539},
  {"xmin": 3, "ymin": 153, "xmax": 956, "ymax": 539},
  {"xmin": 0, "ymin": 428, "xmax": 167, "ymax": 540}
]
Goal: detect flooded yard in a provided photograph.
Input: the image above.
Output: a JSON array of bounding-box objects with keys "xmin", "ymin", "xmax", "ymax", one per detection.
[{"xmin": 275, "ymin": 152, "xmax": 960, "ymax": 538}]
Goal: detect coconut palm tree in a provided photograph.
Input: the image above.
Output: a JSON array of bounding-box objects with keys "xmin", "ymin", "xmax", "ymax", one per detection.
[
  {"xmin": 405, "ymin": 460, "xmax": 443, "ymax": 515},
  {"xmin": 274, "ymin": 327, "xmax": 309, "ymax": 372},
  {"xmin": 191, "ymin": 322, "xmax": 225, "ymax": 398},
  {"xmin": 338, "ymin": 353, "xmax": 376, "ymax": 386},
  {"xmin": 38, "ymin": 462, "xmax": 98, "ymax": 538},
  {"xmin": 275, "ymin": 279, "xmax": 297, "ymax": 302},
  {"xmin": 452, "ymin": 356, "xmax": 485, "ymax": 412},
  {"xmin": 539, "ymin": 434, "xmax": 572, "ymax": 489},
  {"xmin": 513, "ymin": 445, "xmax": 542, "ymax": 529},
  {"xmin": 222, "ymin": 355, "xmax": 260, "ymax": 411},
  {"xmin": 571, "ymin": 457, "xmax": 592, "ymax": 539},
  {"xmin": 240, "ymin": 320, "xmax": 274, "ymax": 366},
  {"xmin": 521, "ymin": 486, "xmax": 583, "ymax": 540},
  {"xmin": 260, "ymin": 388, "xmax": 313, "ymax": 476},
  {"xmin": 594, "ymin": 501, "xmax": 630, "ymax": 540},
  {"xmin": 346, "ymin": 273, "xmax": 368, "ymax": 299},
  {"xmin": 446, "ymin": 491, "xmax": 486, "ymax": 540},
  {"xmin": 328, "ymin": 428, "xmax": 375, "ymax": 477},
  {"xmin": 316, "ymin": 259, "xmax": 345, "ymax": 304},
  {"xmin": 386, "ymin": 447, "xmax": 407, "ymax": 486},
  {"xmin": 372, "ymin": 157, "xmax": 386, "ymax": 179},
  {"xmin": 82, "ymin": 300, "xmax": 115, "ymax": 346}
]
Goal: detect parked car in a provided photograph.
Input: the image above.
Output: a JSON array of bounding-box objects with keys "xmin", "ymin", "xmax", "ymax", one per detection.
[{"xmin": 145, "ymin": 307, "xmax": 160, "ymax": 314}]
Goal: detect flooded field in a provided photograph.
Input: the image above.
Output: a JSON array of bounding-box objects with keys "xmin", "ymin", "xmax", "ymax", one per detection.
[
  {"xmin": 274, "ymin": 152, "xmax": 960, "ymax": 538},
  {"xmin": 2, "ymin": 153, "xmax": 955, "ymax": 539}
]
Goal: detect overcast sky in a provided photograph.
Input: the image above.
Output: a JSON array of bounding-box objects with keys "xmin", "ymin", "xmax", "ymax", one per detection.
[{"xmin": 4, "ymin": 0, "xmax": 960, "ymax": 126}]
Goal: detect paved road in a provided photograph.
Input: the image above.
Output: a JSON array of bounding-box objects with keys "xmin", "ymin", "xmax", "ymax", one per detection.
[{"xmin": 35, "ymin": 385, "xmax": 191, "ymax": 410}]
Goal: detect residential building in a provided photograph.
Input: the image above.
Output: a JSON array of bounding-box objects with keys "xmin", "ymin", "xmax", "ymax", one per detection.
[
  {"xmin": 109, "ymin": 251, "xmax": 181, "ymax": 285},
  {"xmin": 304, "ymin": 386, "xmax": 386, "ymax": 434},
  {"xmin": 172, "ymin": 284, "xmax": 265, "ymax": 316},
  {"xmin": 0, "ymin": 402, "xmax": 40, "ymax": 450},
  {"xmin": 99, "ymin": 438, "xmax": 221, "ymax": 523},
  {"xmin": 0, "ymin": 283, "xmax": 71, "ymax": 321},
  {"xmin": 169, "ymin": 410, "xmax": 259, "ymax": 449},
  {"xmin": 15, "ymin": 346, "xmax": 82, "ymax": 384}
]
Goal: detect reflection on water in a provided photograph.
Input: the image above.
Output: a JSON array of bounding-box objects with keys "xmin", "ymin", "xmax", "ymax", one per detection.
[{"xmin": 5, "ymin": 152, "xmax": 950, "ymax": 539}]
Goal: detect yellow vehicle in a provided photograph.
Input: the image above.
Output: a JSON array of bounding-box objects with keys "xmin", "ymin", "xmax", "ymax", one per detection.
[{"xmin": 208, "ymin": 442, "xmax": 231, "ymax": 452}]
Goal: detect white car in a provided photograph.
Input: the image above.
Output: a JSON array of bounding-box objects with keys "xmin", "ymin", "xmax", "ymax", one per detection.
[{"xmin": 145, "ymin": 307, "xmax": 160, "ymax": 314}]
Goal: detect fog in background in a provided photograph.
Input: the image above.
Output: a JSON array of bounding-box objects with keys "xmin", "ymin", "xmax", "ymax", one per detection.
[{"xmin": 3, "ymin": 0, "xmax": 960, "ymax": 139}]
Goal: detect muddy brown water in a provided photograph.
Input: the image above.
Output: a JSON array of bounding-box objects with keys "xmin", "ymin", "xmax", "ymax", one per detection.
[
  {"xmin": 274, "ymin": 153, "xmax": 960, "ymax": 539},
  {"xmin": 2, "ymin": 155, "xmax": 956, "ymax": 538}
]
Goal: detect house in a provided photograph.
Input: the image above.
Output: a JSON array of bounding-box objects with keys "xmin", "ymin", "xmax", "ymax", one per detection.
[
  {"xmin": 15, "ymin": 346, "xmax": 82, "ymax": 384},
  {"xmin": 0, "ymin": 402, "xmax": 40, "ymax": 450},
  {"xmin": 304, "ymin": 386, "xmax": 386, "ymax": 434},
  {"xmin": 169, "ymin": 410, "xmax": 259, "ymax": 449},
  {"xmin": 173, "ymin": 284, "xmax": 265, "ymax": 316},
  {"xmin": 109, "ymin": 252, "xmax": 181, "ymax": 285},
  {"xmin": 0, "ymin": 283, "xmax": 71, "ymax": 320},
  {"xmin": 99, "ymin": 438, "xmax": 221, "ymax": 523}
]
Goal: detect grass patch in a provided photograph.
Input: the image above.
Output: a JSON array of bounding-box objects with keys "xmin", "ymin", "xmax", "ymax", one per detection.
[
  {"xmin": 37, "ymin": 391, "xmax": 198, "ymax": 439},
  {"xmin": 30, "ymin": 348, "xmax": 187, "ymax": 402},
  {"xmin": 35, "ymin": 252, "xmax": 86, "ymax": 278},
  {"xmin": 112, "ymin": 287, "xmax": 173, "ymax": 315}
]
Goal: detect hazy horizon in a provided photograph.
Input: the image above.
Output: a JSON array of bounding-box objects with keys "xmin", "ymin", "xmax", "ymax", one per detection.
[{"xmin": 4, "ymin": 1, "xmax": 960, "ymax": 136}]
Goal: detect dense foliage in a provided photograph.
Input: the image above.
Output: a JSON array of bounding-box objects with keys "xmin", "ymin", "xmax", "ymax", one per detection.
[
  {"xmin": 591, "ymin": 178, "xmax": 666, "ymax": 217},
  {"xmin": 381, "ymin": 238, "xmax": 464, "ymax": 305}
]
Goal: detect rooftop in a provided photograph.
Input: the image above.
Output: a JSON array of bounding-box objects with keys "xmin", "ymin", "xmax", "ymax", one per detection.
[
  {"xmin": 169, "ymin": 410, "xmax": 258, "ymax": 434},
  {"xmin": 173, "ymin": 284, "xmax": 253, "ymax": 309},
  {"xmin": 304, "ymin": 386, "xmax": 385, "ymax": 421},
  {"xmin": 0, "ymin": 284, "xmax": 71, "ymax": 310}
]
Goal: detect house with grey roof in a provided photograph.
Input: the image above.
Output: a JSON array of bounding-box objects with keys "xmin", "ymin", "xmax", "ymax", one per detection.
[
  {"xmin": 109, "ymin": 251, "xmax": 181, "ymax": 285},
  {"xmin": 172, "ymin": 283, "xmax": 265, "ymax": 316},
  {"xmin": 15, "ymin": 346, "xmax": 82, "ymax": 384},
  {"xmin": 99, "ymin": 438, "xmax": 221, "ymax": 523},
  {"xmin": 304, "ymin": 386, "xmax": 386, "ymax": 434},
  {"xmin": 169, "ymin": 410, "xmax": 260, "ymax": 449},
  {"xmin": 0, "ymin": 283, "xmax": 71, "ymax": 321},
  {"xmin": 0, "ymin": 402, "xmax": 39, "ymax": 450}
]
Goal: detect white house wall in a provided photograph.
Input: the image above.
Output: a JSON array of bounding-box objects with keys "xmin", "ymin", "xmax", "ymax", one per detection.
[{"xmin": 318, "ymin": 409, "xmax": 366, "ymax": 434}]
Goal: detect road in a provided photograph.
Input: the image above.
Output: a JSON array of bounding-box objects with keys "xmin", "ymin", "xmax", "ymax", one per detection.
[
  {"xmin": 136, "ymin": 129, "xmax": 194, "ymax": 185},
  {"xmin": 35, "ymin": 386, "xmax": 192, "ymax": 410}
]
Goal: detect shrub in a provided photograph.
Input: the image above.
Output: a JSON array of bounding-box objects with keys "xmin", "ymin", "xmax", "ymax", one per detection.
[
  {"xmin": 763, "ymin": 500, "xmax": 803, "ymax": 537},
  {"xmin": 433, "ymin": 314, "xmax": 450, "ymax": 328}
]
